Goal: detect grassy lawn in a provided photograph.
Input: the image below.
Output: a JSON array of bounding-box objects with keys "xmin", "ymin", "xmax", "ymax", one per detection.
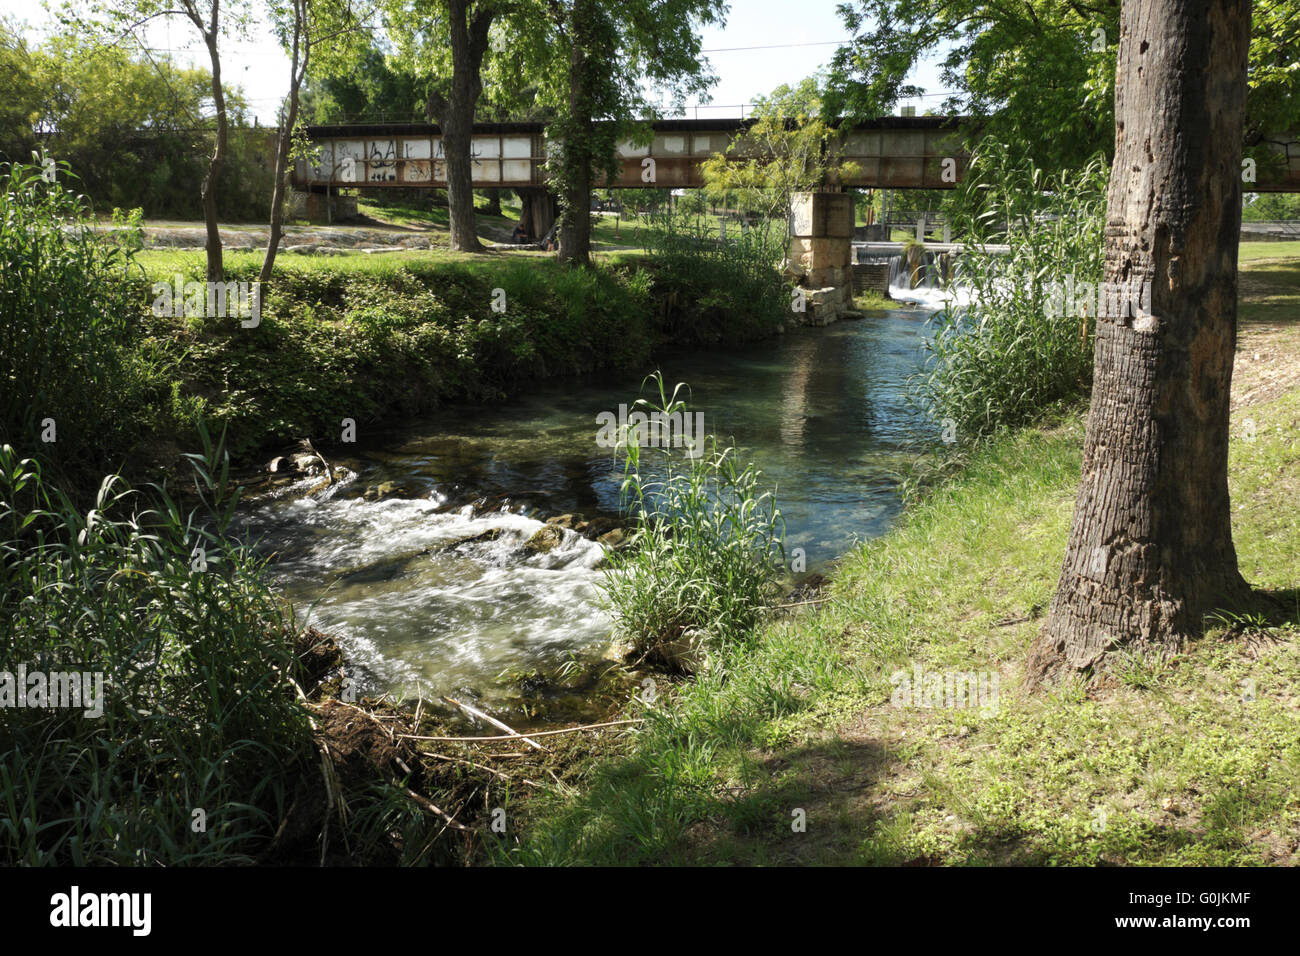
[
  {"xmin": 357, "ymin": 195, "xmax": 452, "ymax": 229},
  {"xmin": 134, "ymin": 245, "xmax": 557, "ymax": 277},
  {"xmin": 504, "ymin": 253, "xmax": 1300, "ymax": 866},
  {"xmin": 1240, "ymin": 240, "xmax": 1300, "ymax": 261}
]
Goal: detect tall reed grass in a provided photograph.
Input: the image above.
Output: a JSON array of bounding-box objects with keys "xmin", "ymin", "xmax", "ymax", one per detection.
[
  {"xmin": 0, "ymin": 428, "xmax": 318, "ymax": 864},
  {"xmin": 0, "ymin": 159, "xmax": 164, "ymax": 476},
  {"xmin": 917, "ymin": 142, "xmax": 1108, "ymax": 440},
  {"xmin": 600, "ymin": 374, "xmax": 787, "ymax": 671},
  {"xmin": 639, "ymin": 211, "xmax": 789, "ymax": 343}
]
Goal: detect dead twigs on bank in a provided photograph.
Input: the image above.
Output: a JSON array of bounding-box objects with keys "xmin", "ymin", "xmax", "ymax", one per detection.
[
  {"xmin": 442, "ymin": 696, "xmax": 549, "ymax": 751},
  {"xmin": 401, "ymin": 718, "xmax": 644, "ymax": 745}
]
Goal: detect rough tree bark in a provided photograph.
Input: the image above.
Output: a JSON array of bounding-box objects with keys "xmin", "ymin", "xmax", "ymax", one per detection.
[
  {"xmin": 427, "ymin": 0, "xmax": 495, "ymax": 253},
  {"xmin": 557, "ymin": 0, "xmax": 594, "ymax": 265},
  {"xmin": 1027, "ymin": 0, "xmax": 1253, "ymax": 684}
]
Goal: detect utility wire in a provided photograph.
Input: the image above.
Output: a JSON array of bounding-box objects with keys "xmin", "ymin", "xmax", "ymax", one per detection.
[{"xmin": 701, "ymin": 40, "xmax": 848, "ymax": 52}]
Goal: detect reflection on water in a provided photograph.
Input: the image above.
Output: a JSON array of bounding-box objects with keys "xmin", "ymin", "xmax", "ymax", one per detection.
[{"xmin": 244, "ymin": 308, "xmax": 933, "ymax": 707}]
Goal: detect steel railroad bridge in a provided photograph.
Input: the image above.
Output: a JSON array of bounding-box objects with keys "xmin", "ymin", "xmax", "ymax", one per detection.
[{"xmin": 293, "ymin": 116, "xmax": 1300, "ymax": 193}]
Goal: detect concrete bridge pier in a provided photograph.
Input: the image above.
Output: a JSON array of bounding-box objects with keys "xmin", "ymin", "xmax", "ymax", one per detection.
[
  {"xmin": 786, "ymin": 191, "xmax": 856, "ymax": 326},
  {"xmin": 515, "ymin": 187, "xmax": 558, "ymax": 241}
]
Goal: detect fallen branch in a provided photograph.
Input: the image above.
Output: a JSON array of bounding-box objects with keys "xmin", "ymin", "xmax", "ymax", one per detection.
[
  {"xmin": 400, "ymin": 718, "xmax": 644, "ymax": 744},
  {"xmin": 770, "ymin": 597, "xmax": 832, "ymax": 609},
  {"xmin": 401, "ymin": 784, "xmax": 468, "ymax": 831},
  {"xmin": 424, "ymin": 752, "xmax": 512, "ymax": 781},
  {"xmin": 443, "ymin": 696, "xmax": 549, "ymax": 751}
]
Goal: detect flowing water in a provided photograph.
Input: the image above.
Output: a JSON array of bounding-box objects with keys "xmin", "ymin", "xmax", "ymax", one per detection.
[{"xmin": 242, "ymin": 307, "xmax": 936, "ymax": 711}]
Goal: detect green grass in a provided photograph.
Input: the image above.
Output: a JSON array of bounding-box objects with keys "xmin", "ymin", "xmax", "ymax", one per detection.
[
  {"xmin": 135, "ymin": 245, "xmax": 552, "ymax": 276},
  {"xmin": 854, "ymin": 289, "xmax": 895, "ymax": 311},
  {"xmin": 358, "ymin": 196, "xmax": 452, "ymax": 229},
  {"xmin": 1239, "ymin": 240, "xmax": 1300, "ymax": 261},
  {"xmin": 502, "ymin": 254, "xmax": 1300, "ymax": 866}
]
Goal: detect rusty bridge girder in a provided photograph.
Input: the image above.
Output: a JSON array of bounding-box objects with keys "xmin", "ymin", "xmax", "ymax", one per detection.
[{"xmin": 293, "ymin": 117, "xmax": 1300, "ymax": 193}]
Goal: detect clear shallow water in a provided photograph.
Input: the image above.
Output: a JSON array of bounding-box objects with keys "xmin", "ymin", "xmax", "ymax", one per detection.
[{"xmin": 243, "ymin": 308, "xmax": 934, "ymax": 706}]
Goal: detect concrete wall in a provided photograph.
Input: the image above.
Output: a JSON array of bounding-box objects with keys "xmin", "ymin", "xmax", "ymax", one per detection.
[
  {"xmin": 297, "ymin": 192, "xmax": 359, "ymax": 223},
  {"xmin": 852, "ymin": 262, "xmax": 891, "ymax": 296}
]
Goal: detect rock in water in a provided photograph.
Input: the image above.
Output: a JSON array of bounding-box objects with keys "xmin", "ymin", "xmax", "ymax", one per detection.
[{"xmin": 524, "ymin": 525, "xmax": 564, "ymax": 554}]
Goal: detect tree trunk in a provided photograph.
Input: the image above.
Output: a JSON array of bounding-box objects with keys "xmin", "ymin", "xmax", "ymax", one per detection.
[
  {"xmin": 441, "ymin": 105, "xmax": 481, "ymax": 251},
  {"xmin": 559, "ymin": 161, "xmax": 592, "ymax": 263},
  {"xmin": 430, "ymin": 0, "xmax": 494, "ymax": 253},
  {"xmin": 261, "ymin": 8, "xmax": 305, "ymax": 285},
  {"xmin": 558, "ymin": 0, "xmax": 594, "ymax": 265},
  {"xmin": 260, "ymin": 84, "xmax": 298, "ymax": 284},
  {"xmin": 481, "ymin": 188, "xmax": 503, "ymax": 217},
  {"xmin": 1027, "ymin": 0, "xmax": 1253, "ymax": 684},
  {"xmin": 201, "ymin": 29, "xmax": 227, "ymax": 282}
]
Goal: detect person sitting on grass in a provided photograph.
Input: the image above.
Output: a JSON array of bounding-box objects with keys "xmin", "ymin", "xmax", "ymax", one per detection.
[{"xmin": 511, "ymin": 222, "xmax": 528, "ymax": 243}]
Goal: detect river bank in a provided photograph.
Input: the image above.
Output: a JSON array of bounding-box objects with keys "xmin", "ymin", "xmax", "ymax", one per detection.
[
  {"xmin": 497, "ymin": 251, "xmax": 1300, "ymax": 866},
  {"xmin": 116, "ymin": 246, "xmax": 791, "ymax": 484}
]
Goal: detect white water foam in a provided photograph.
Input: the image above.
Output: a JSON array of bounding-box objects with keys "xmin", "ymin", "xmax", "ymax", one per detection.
[{"xmin": 244, "ymin": 488, "xmax": 613, "ymax": 699}]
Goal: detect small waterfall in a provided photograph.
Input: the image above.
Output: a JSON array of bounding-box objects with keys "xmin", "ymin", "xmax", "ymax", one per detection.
[
  {"xmin": 887, "ymin": 252, "xmax": 940, "ymax": 290},
  {"xmin": 887, "ymin": 254, "xmax": 907, "ymax": 287},
  {"xmin": 888, "ymin": 251, "xmax": 969, "ymax": 310}
]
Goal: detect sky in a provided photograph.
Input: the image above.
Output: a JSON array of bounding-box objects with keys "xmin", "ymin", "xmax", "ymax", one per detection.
[{"xmin": 3, "ymin": 0, "xmax": 950, "ymax": 125}]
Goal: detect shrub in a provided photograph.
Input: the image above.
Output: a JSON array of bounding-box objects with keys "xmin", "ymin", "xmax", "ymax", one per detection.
[{"xmin": 0, "ymin": 159, "xmax": 156, "ymax": 474}]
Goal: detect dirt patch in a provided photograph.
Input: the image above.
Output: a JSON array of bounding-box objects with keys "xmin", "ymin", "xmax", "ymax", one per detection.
[{"xmin": 1232, "ymin": 325, "xmax": 1300, "ymax": 411}]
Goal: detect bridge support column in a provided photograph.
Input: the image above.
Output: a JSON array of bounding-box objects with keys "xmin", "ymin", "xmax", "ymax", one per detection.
[
  {"xmin": 786, "ymin": 191, "xmax": 855, "ymax": 326},
  {"xmin": 516, "ymin": 187, "xmax": 558, "ymax": 242},
  {"xmin": 301, "ymin": 188, "xmax": 358, "ymax": 223}
]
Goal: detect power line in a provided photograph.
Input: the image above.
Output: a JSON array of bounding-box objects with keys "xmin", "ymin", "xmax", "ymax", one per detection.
[{"xmin": 700, "ymin": 40, "xmax": 848, "ymax": 53}]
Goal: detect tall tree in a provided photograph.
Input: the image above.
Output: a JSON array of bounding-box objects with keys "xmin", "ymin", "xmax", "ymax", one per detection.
[
  {"xmin": 78, "ymin": 0, "xmax": 253, "ymax": 280},
  {"xmin": 1, "ymin": 23, "xmax": 253, "ymax": 218},
  {"xmin": 302, "ymin": 46, "xmax": 431, "ymax": 124},
  {"xmin": 825, "ymin": 0, "xmax": 1298, "ymax": 178},
  {"xmin": 382, "ymin": 0, "xmax": 503, "ymax": 252},
  {"xmin": 260, "ymin": 0, "xmax": 364, "ymax": 283},
  {"xmin": 188, "ymin": 1, "xmax": 234, "ymax": 281},
  {"xmin": 826, "ymin": 0, "xmax": 1120, "ymax": 173},
  {"xmin": 514, "ymin": 0, "xmax": 726, "ymax": 265},
  {"xmin": 701, "ymin": 76, "xmax": 857, "ymax": 241},
  {"xmin": 1027, "ymin": 0, "xmax": 1254, "ymax": 683},
  {"xmin": 552, "ymin": 0, "xmax": 605, "ymax": 263},
  {"xmin": 0, "ymin": 19, "xmax": 45, "ymax": 164}
]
